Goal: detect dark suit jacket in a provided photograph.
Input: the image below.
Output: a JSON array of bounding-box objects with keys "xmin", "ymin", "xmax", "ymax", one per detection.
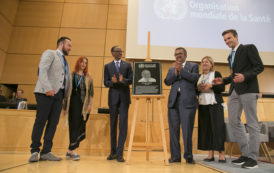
[
  {"xmin": 0, "ymin": 95, "xmax": 6, "ymax": 102},
  {"xmin": 104, "ymin": 60, "xmax": 133, "ymax": 106},
  {"xmin": 164, "ymin": 62, "xmax": 199, "ymax": 108},
  {"xmin": 223, "ymin": 44, "xmax": 264, "ymax": 95}
]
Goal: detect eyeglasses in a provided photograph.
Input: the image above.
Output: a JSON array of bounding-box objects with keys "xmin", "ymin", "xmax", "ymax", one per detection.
[
  {"xmin": 174, "ymin": 53, "xmax": 184, "ymax": 56},
  {"xmin": 112, "ymin": 51, "xmax": 124, "ymax": 53}
]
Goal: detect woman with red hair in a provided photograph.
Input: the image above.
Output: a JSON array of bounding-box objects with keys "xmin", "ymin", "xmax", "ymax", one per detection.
[{"xmin": 64, "ymin": 56, "xmax": 94, "ymax": 161}]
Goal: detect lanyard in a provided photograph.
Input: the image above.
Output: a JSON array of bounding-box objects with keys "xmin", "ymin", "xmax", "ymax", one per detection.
[
  {"xmin": 201, "ymin": 72, "xmax": 212, "ymax": 84},
  {"xmin": 74, "ymin": 73, "xmax": 83, "ymax": 88}
]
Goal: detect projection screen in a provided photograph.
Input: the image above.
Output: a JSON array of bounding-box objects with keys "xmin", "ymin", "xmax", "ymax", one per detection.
[{"xmin": 126, "ymin": 0, "xmax": 274, "ymax": 65}]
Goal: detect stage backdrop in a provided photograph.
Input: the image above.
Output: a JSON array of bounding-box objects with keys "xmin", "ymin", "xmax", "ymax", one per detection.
[{"xmin": 126, "ymin": 0, "xmax": 274, "ymax": 65}]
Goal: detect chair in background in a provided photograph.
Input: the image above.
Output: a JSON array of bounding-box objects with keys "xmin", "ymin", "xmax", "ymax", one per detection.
[
  {"xmin": 255, "ymin": 122, "xmax": 272, "ymax": 161},
  {"xmin": 224, "ymin": 118, "xmax": 272, "ymax": 161},
  {"xmin": 224, "ymin": 118, "xmax": 237, "ymax": 159},
  {"xmin": 260, "ymin": 121, "xmax": 274, "ymax": 161}
]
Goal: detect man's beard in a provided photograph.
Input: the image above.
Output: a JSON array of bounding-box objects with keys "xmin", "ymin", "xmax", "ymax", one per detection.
[{"xmin": 62, "ymin": 46, "xmax": 68, "ymax": 56}]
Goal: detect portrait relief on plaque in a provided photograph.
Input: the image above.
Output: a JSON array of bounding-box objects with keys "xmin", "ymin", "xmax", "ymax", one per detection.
[{"xmin": 133, "ymin": 62, "xmax": 162, "ymax": 95}]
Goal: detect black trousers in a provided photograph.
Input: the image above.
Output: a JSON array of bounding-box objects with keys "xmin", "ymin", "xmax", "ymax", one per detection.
[
  {"xmin": 68, "ymin": 89, "xmax": 86, "ymax": 150},
  {"xmin": 30, "ymin": 90, "xmax": 63, "ymax": 154},
  {"xmin": 198, "ymin": 104, "xmax": 225, "ymax": 151},
  {"xmin": 109, "ymin": 101, "xmax": 129, "ymax": 156}
]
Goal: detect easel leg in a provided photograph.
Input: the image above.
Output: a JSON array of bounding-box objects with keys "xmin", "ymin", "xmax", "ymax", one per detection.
[
  {"xmin": 229, "ymin": 143, "xmax": 233, "ymax": 159},
  {"xmin": 263, "ymin": 143, "xmax": 272, "ymax": 161},
  {"xmin": 126, "ymin": 99, "xmax": 139, "ymax": 165},
  {"xmin": 146, "ymin": 98, "xmax": 151, "ymax": 161},
  {"xmin": 157, "ymin": 99, "xmax": 169, "ymax": 165},
  {"xmin": 260, "ymin": 143, "xmax": 268, "ymax": 161}
]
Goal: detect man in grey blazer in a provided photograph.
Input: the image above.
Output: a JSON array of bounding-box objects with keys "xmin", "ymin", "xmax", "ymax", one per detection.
[
  {"xmin": 164, "ymin": 47, "xmax": 199, "ymax": 164},
  {"xmin": 29, "ymin": 37, "xmax": 71, "ymax": 162}
]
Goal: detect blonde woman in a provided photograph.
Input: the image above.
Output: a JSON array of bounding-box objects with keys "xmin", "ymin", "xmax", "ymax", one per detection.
[{"xmin": 197, "ymin": 56, "xmax": 226, "ymax": 163}]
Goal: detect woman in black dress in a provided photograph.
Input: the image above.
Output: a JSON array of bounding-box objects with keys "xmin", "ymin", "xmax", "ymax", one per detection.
[
  {"xmin": 197, "ymin": 56, "xmax": 226, "ymax": 163},
  {"xmin": 64, "ymin": 56, "xmax": 94, "ymax": 161}
]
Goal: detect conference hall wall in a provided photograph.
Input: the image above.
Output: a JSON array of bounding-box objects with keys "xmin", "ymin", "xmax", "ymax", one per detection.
[
  {"xmin": 0, "ymin": 0, "xmax": 273, "ymax": 154},
  {"xmin": 0, "ymin": 0, "xmax": 19, "ymax": 82}
]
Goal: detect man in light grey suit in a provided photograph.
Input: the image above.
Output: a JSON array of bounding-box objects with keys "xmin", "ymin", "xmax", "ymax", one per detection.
[
  {"xmin": 164, "ymin": 47, "xmax": 199, "ymax": 164},
  {"xmin": 29, "ymin": 37, "xmax": 72, "ymax": 162}
]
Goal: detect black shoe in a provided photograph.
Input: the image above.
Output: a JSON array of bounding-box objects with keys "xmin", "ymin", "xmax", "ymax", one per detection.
[
  {"xmin": 116, "ymin": 155, "xmax": 125, "ymax": 162},
  {"xmin": 186, "ymin": 158, "xmax": 195, "ymax": 164},
  {"xmin": 232, "ymin": 156, "xmax": 248, "ymax": 165},
  {"xmin": 168, "ymin": 157, "xmax": 181, "ymax": 163},
  {"xmin": 241, "ymin": 158, "xmax": 258, "ymax": 169},
  {"xmin": 203, "ymin": 157, "xmax": 215, "ymax": 162},
  {"xmin": 107, "ymin": 154, "xmax": 117, "ymax": 160},
  {"xmin": 218, "ymin": 158, "xmax": 226, "ymax": 163}
]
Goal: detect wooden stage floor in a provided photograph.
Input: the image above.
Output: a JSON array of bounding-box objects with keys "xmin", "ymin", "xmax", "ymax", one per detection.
[{"xmin": 0, "ymin": 151, "xmax": 222, "ymax": 173}]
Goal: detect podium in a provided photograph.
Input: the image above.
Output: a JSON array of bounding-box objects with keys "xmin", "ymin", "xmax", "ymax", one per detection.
[{"xmin": 126, "ymin": 95, "xmax": 169, "ymax": 165}]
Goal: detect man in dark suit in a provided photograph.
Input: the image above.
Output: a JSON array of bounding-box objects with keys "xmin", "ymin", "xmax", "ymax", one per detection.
[
  {"xmin": 15, "ymin": 89, "xmax": 27, "ymax": 102},
  {"xmin": 213, "ymin": 29, "xmax": 264, "ymax": 169},
  {"xmin": 164, "ymin": 47, "xmax": 199, "ymax": 164},
  {"xmin": 104, "ymin": 46, "xmax": 133, "ymax": 162},
  {"xmin": 29, "ymin": 37, "xmax": 71, "ymax": 162},
  {"xmin": 0, "ymin": 89, "xmax": 6, "ymax": 102},
  {"xmin": 15, "ymin": 89, "xmax": 28, "ymax": 109}
]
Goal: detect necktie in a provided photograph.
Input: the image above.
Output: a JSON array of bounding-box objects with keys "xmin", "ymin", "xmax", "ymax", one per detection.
[
  {"xmin": 115, "ymin": 61, "xmax": 120, "ymax": 73},
  {"xmin": 230, "ymin": 50, "xmax": 235, "ymax": 68},
  {"xmin": 62, "ymin": 55, "xmax": 68, "ymax": 87},
  {"xmin": 62, "ymin": 55, "xmax": 68, "ymax": 74}
]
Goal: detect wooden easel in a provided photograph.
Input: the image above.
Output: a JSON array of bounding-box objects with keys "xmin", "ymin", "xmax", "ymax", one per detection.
[
  {"xmin": 126, "ymin": 32, "xmax": 169, "ymax": 166},
  {"xmin": 145, "ymin": 31, "xmax": 152, "ymax": 62},
  {"xmin": 126, "ymin": 95, "xmax": 169, "ymax": 165}
]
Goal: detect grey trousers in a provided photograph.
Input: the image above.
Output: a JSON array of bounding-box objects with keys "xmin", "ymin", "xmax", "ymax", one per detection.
[{"xmin": 228, "ymin": 90, "xmax": 260, "ymax": 160}]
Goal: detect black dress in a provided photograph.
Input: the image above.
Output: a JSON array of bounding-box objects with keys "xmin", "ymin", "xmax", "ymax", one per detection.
[
  {"xmin": 197, "ymin": 71, "xmax": 226, "ymax": 151},
  {"xmin": 68, "ymin": 74, "xmax": 87, "ymax": 150}
]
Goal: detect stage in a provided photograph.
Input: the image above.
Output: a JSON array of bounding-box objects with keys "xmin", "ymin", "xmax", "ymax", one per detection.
[
  {"xmin": 1, "ymin": 151, "xmax": 274, "ymax": 173},
  {"xmin": 0, "ymin": 152, "xmax": 220, "ymax": 173}
]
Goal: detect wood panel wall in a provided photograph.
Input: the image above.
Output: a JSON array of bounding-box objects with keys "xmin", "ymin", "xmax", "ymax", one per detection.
[
  {"xmin": 0, "ymin": 109, "xmax": 110, "ymax": 155},
  {"xmin": 1, "ymin": 97, "xmax": 274, "ymax": 155},
  {"xmin": 0, "ymin": 0, "xmax": 273, "ymax": 155},
  {"xmin": 0, "ymin": 0, "xmax": 19, "ymax": 80}
]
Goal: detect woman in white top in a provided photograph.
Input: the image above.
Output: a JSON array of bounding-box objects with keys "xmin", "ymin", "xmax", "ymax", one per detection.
[{"xmin": 197, "ymin": 56, "xmax": 226, "ymax": 163}]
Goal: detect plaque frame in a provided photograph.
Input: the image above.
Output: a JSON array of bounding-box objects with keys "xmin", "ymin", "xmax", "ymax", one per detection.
[{"xmin": 132, "ymin": 62, "xmax": 162, "ymax": 95}]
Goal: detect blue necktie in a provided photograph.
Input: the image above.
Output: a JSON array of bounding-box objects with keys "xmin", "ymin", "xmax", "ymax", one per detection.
[
  {"xmin": 115, "ymin": 61, "xmax": 120, "ymax": 73},
  {"xmin": 230, "ymin": 50, "xmax": 235, "ymax": 68},
  {"xmin": 62, "ymin": 55, "xmax": 68, "ymax": 74},
  {"xmin": 62, "ymin": 55, "xmax": 68, "ymax": 87}
]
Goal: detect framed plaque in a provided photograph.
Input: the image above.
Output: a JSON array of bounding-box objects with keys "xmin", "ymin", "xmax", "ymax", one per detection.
[{"xmin": 132, "ymin": 62, "xmax": 162, "ymax": 95}]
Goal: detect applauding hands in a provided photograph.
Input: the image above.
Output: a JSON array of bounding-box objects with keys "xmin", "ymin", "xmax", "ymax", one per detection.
[{"xmin": 112, "ymin": 74, "xmax": 124, "ymax": 83}]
